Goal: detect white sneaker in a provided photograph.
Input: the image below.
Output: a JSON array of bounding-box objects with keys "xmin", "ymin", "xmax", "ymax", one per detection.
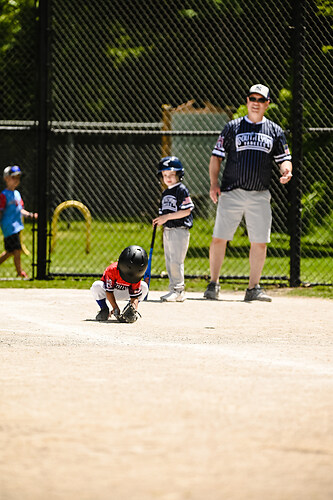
[
  {"xmin": 160, "ymin": 291, "xmax": 178, "ymax": 302},
  {"xmin": 160, "ymin": 291, "xmax": 186, "ymax": 302},
  {"xmin": 175, "ymin": 291, "xmax": 186, "ymax": 302}
]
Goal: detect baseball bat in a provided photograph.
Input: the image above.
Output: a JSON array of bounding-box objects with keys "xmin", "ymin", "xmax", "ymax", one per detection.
[{"xmin": 143, "ymin": 223, "xmax": 157, "ymax": 300}]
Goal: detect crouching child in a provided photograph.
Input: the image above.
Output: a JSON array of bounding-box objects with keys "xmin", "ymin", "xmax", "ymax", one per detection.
[{"xmin": 90, "ymin": 245, "xmax": 148, "ymax": 322}]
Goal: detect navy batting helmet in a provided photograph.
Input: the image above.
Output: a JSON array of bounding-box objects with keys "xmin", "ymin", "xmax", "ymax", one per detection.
[
  {"xmin": 117, "ymin": 245, "xmax": 148, "ymax": 283},
  {"xmin": 157, "ymin": 156, "xmax": 184, "ymax": 181}
]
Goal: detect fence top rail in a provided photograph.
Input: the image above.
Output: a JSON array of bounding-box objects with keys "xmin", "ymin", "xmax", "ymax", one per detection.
[
  {"xmin": 0, "ymin": 120, "xmax": 163, "ymax": 129},
  {"xmin": 51, "ymin": 129, "xmax": 224, "ymax": 135},
  {"xmin": 0, "ymin": 121, "xmax": 332, "ymax": 134},
  {"xmin": 307, "ymin": 128, "xmax": 333, "ymax": 132},
  {"xmin": 51, "ymin": 121, "xmax": 163, "ymax": 129}
]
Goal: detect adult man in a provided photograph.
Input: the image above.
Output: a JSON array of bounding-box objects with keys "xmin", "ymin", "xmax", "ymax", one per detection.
[{"xmin": 204, "ymin": 84, "xmax": 292, "ymax": 302}]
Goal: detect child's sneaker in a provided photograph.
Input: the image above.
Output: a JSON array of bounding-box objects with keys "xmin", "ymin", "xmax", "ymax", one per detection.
[
  {"xmin": 17, "ymin": 270, "xmax": 28, "ymax": 279},
  {"xmin": 160, "ymin": 291, "xmax": 178, "ymax": 302},
  {"xmin": 96, "ymin": 307, "xmax": 110, "ymax": 321},
  {"xmin": 175, "ymin": 291, "xmax": 186, "ymax": 302},
  {"xmin": 160, "ymin": 291, "xmax": 186, "ymax": 302}
]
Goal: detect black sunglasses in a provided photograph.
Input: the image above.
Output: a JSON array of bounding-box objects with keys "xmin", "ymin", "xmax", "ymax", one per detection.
[{"xmin": 249, "ymin": 96, "xmax": 267, "ymax": 103}]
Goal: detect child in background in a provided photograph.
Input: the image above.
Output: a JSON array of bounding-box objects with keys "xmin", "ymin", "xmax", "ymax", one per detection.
[
  {"xmin": 153, "ymin": 156, "xmax": 194, "ymax": 302},
  {"xmin": 90, "ymin": 245, "xmax": 148, "ymax": 321},
  {"xmin": 0, "ymin": 166, "xmax": 38, "ymax": 278}
]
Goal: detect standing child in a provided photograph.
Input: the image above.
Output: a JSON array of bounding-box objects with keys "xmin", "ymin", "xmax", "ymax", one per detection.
[
  {"xmin": 153, "ymin": 156, "xmax": 194, "ymax": 302},
  {"xmin": 0, "ymin": 166, "xmax": 38, "ymax": 278},
  {"xmin": 90, "ymin": 245, "xmax": 148, "ymax": 322}
]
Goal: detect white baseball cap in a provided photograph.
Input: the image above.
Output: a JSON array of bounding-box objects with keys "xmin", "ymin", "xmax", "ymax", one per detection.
[
  {"xmin": 248, "ymin": 84, "xmax": 270, "ymax": 100},
  {"xmin": 3, "ymin": 165, "xmax": 22, "ymax": 177}
]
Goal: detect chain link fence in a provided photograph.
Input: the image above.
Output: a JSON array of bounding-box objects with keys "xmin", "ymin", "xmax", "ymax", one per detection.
[{"xmin": 0, "ymin": 0, "xmax": 332, "ymax": 285}]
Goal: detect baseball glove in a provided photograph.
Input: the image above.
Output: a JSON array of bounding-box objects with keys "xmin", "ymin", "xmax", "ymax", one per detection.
[{"xmin": 117, "ymin": 302, "xmax": 141, "ymax": 323}]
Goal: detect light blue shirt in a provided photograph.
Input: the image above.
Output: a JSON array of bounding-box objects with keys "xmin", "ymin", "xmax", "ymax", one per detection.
[{"xmin": 0, "ymin": 189, "xmax": 24, "ymax": 238}]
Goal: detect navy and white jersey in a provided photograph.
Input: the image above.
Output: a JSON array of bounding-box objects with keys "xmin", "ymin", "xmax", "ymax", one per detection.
[
  {"xmin": 159, "ymin": 182, "xmax": 194, "ymax": 229},
  {"xmin": 212, "ymin": 116, "xmax": 292, "ymax": 191}
]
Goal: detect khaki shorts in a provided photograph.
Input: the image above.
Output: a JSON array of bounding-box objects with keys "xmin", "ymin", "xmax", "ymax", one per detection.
[{"xmin": 212, "ymin": 188, "xmax": 272, "ymax": 243}]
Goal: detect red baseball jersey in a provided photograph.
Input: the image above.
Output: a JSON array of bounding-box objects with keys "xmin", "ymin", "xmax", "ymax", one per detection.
[{"xmin": 101, "ymin": 262, "xmax": 142, "ymax": 298}]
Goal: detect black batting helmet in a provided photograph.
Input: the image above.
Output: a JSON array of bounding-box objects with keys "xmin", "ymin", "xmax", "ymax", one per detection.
[
  {"xmin": 117, "ymin": 245, "xmax": 148, "ymax": 283},
  {"xmin": 157, "ymin": 156, "xmax": 185, "ymax": 181}
]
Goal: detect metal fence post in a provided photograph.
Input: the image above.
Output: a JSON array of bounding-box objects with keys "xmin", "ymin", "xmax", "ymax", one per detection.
[
  {"xmin": 36, "ymin": 0, "xmax": 50, "ymax": 279},
  {"xmin": 289, "ymin": 0, "xmax": 306, "ymax": 287}
]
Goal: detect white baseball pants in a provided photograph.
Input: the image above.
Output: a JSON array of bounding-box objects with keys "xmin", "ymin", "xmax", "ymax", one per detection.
[
  {"xmin": 163, "ymin": 226, "xmax": 190, "ymax": 293},
  {"xmin": 90, "ymin": 280, "xmax": 148, "ymax": 302}
]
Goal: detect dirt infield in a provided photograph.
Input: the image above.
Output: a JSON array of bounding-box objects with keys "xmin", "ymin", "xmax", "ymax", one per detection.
[{"xmin": 1, "ymin": 288, "xmax": 333, "ymax": 500}]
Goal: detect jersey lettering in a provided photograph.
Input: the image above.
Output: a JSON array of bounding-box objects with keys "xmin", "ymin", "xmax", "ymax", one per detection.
[
  {"xmin": 161, "ymin": 195, "xmax": 177, "ymax": 212},
  {"xmin": 236, "ymin": 133, "xmax": 273, "ymax": 153}
]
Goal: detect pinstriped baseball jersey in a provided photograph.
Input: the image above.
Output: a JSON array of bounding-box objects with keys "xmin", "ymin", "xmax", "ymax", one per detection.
[{"xmin": 212, "ymin": 116, "xmax": 292, "ymax": 191}]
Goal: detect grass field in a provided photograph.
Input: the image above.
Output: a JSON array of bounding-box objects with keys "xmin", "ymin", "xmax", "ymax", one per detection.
[{"xmin": 0, "ymin": 217, "xmax": 332, "ymax": 295}]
